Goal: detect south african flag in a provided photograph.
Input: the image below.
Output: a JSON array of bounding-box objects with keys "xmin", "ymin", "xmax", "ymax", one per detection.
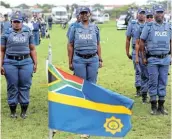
[{"xmin": 48, "ymin": 63, "xmax": 134, "ymax": 137}]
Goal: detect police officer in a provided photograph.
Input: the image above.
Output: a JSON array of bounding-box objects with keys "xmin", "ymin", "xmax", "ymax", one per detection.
[
  {"xmin": 126, "ymin": 7, "xmax": 146, "ymax": 97},
  {"xmin": 140, "ymin": 5, "xmax": 171, "ymax": 115},
  {"xmin": 66, "ymin": 8, "xmax": 81, "ymax": 40},
  {"xmin": 1, "ymin": 14, "xmax": 11, "ymax": 34},
  {"xmin": 145, "ymin": 9, "xmax": 154, "ymax": 22},
  {"xmin": 47, "ymin": 15, "xmax": 53, "ymax": 30},
  {"xmin": 135, "ymin": 9, "xmax": 154, "ymax": 103},
  {"xmin": 32, "ymin": 15, "xmax": 41, "ymax": 46},
  {"xmin": 68, "ymin": 7, "xmax": 102, "ymax": 84},
  {"xmin": 1, "ymin": 12, "xmax": 37, "ymax": 118},
  {"xmin": 23, "ymin": 17, "xmax": 34, "ymax": 31},
  {"xmin": 39, "ymin": 17, "xmax": 46, "ymax": 38}
]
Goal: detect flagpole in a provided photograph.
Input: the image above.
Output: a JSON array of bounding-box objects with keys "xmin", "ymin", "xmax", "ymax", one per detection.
[{"xmin": 46, "ymin": 36, "xmax": 53, "ymax": 139}]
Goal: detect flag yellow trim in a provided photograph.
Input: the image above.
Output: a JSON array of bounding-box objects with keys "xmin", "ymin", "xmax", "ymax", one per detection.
[
  {"xmin": 48, "ymin": 92, "xmax": 132, "ymax": 115},
  {"xmin": 48, "ymin": 68, "xmax": 62, "ymax": 86}
]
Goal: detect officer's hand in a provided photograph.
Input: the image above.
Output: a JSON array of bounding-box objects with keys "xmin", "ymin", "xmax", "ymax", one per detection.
[
  {"xmin": 99, "ymin": 61, "xmax": 103, "ymax": 68},
  {"xmin": 135, "ymin": 57, "xmax": 139, "ymax": 64},
  {"xmin": 33, "ymin": 64, "xmax": 37, "ymax": 73},
  {"xmin": 69, "ymin": 63, "xmax": 73, "ymax": 71},
  {"xmin": 127, "ymin": 54, "xmax": 132, "ymax": 60},
  {"xmin": 143, "ymin": 58, "xmax": 147, "ymax": 65},
  {"xmin": 1, "ymin": 67, "xmax": 5, "ymax": 75}
]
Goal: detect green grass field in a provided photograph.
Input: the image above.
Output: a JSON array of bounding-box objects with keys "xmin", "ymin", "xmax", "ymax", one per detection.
[{"xmin": 1, "ymin": 21, "xmax": 171, "ymax": 139}]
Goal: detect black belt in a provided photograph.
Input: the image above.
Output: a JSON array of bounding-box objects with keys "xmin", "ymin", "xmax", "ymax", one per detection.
[
  {"xmin": 33, "ymin": 30, "xmax": 39, "ymax": 32},
  {"xmin": 147, "ymin": 54, "xmax": 169, "ymax": 59},
  {"xmin": 6, "ymin": 54, "xmax": 30, "ymax": 61},
  {"xmin": 75, "ymin": 52, "xmax": 97, "ymax": 59}
]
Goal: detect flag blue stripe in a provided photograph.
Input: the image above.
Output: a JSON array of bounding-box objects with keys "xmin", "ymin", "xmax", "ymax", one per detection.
[
  {"xmin": 49, "ymin": 101, "xmax": 132, "ymax": 137},
  {"xmin": 83, "ymin": 81, "xmax": 134, "ymax": 109}
]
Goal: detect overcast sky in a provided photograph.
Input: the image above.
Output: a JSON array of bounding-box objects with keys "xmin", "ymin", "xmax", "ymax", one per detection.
[{"xmin": 4, "ymin": 0, "xmax": 162, "ymax": 7}]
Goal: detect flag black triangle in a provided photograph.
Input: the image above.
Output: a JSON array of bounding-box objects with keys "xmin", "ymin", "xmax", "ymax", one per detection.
[{"xmin": 48, "ymin": 70, "xmax": 58, "ymax": 83}]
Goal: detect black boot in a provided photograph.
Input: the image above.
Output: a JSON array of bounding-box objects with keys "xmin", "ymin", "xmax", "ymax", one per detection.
[
  {"xmin": 142, "ymin": 93, "xmax": 148, "ymax": 104},
  {"xmin": 9, "ymin": 105, "xmax": 17, "ymax": 118},
  {"xmin": 150, "ymin": 101, "xmax": 157, "ymax": 115},
  {"xmin": 157, "ymin": 100, "xmax": 168, "ymax": 115},
  {"xmin": 135, "ymin": 86, "xmax": 141, "ymax": 97},
  {"xmin": 20, "ymin": 104, "xmax": 28, "ymax": 119}
]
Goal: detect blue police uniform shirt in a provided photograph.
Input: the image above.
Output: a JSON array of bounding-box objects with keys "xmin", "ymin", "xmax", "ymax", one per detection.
[
  {"xmin": 126, "ymin": 20, "xmax": 145, "ymax": 55},
  {"xmin": 69, "ymin": 22, "xmax": 100, "ymax": 54},
  {"xmin": 67, "ymin": 22, "xmax": 79, "ymax": 40},
  {"xmin": 1, "ymin": 26, "xmax": 34, "ymax": 56},
  {"xmin": 140, "ymin": 21, "xmax": 171, "ymax": 65},
  {"xmin": 1, "ymin": 20, "xmax": 11, "ymax": 34},
  {"xmin": 32, "ymin": 21, "xmax": 40, "ymax": 31}
]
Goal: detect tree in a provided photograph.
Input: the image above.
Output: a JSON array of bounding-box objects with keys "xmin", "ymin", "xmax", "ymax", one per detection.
[
  {"xmin": 0, "ymin": 1, "xmax": 10, "ymax": 8},
  {"xmin": 93, "ymin": 4, "xmax": 104, "ymax": 11},
  {"xmin": 15, "ymin": 4, "xmax": 29, "ymax": 9}
]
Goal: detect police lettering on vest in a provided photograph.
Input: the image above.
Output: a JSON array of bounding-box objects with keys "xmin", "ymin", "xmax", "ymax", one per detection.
[
  {"xmin": 12, "ymin": 36, "xmax": 27, "ymax": 43},
  {"xmin": 155, "ymin": 31, "xmax": 167, "ymax": 36},
  {"xmin": 79, "ymin": 34, "xmax": 92, "ymax": 40}
]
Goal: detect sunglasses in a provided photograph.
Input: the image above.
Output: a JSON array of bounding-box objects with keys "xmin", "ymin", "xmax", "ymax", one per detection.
[
  {"xmin": 13, "ymin": 20, "xmax": 21, "ymax": 23},
  {"xmin": 146, "ymin": 15, "xmax": 153, "ymax": 19},
  {"xmin": 156, "ymin": 11, "xmax": 164, "ymax": 14}
]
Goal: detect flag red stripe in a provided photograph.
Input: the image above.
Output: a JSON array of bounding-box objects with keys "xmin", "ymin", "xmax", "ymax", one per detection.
[{"xmin": 56, "ymin": 67, "xmax": 83, "ymax": 84}]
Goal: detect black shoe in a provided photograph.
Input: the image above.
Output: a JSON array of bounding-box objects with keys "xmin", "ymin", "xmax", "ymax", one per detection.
[
  {"xmin": 142, "ymin": 93, "xmax": 148, "ymax": 104},
  {"xmin": 9, "ymin": 105, "xmax": 17, "ymax": 118},
  {"xmin": 157, "ymin": 100, "xmax": 168, "ymax": 115},
  {"xmin": 150, "ymin": 101, "xmax": 157, "ymax": 115},
  {"xmin": 20, "ymin": 104, "xmax": 28, "ymax": 119},
  {"xmin": 135, "ymin": 86, "xmax": 141, "ymax": 97}
]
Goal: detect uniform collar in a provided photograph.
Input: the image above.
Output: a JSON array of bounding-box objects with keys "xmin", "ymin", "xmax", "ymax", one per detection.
[
  {"xmin": 137, "ymin": 20, "xmax": 145, "ymax": 25},
  {"xmin": 79, "ymin": 22, "xmax": 92, "ymax": 28},
  {"xmin": 154, "ymin": 21, "xmax": 166, "ymax": 26}
]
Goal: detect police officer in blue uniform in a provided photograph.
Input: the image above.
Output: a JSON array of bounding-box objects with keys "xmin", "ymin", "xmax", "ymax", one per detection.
[
  {"xmin": 1, "ymin": 14, "xmax": 11, "ymax": 34},
  {"xmin": 68, "ymin": 7, "xmax": 102, "ymax": 84},
  {"xmin": 32, "ymin": 15, "xmax": 41, "ymax": 46},
  {"xmin": 47, "ymin": 15, "xmax": 53, "ymax": 30},
  {"xmin": 135, "ymin": 9, "xmax": 154, "ymax": 103},
  {"xmin": 1, "ymin": 12, "xmax": 37, "ymax": 118},
  {"xmin": 66, "ymin": 7, "xmax": 81, "ymax": 40},
  {"xmin": 140, "ymin": 5, "xmax": 171, "ymax": 115},
  {"xmin": 145, "ymin": 9, "xmax": 154, "ymax": 23},
  {"xmin": 126, "ymin": 7, "xmax": 146, "ymax": 97}
]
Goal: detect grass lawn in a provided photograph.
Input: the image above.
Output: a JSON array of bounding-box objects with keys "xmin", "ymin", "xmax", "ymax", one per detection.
[{"xmin": 1, "ymin": 21, "xmax": 171, "ymax": 139}]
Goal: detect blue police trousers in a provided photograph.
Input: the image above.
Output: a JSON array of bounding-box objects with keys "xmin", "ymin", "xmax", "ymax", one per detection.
[
  {"xmin": 147, "ymin": 64, "xmax": 169, "ymax": 101},
  {"xmin": 48, "ymin": 22, "xmax": 52, "ymax": 30},
  {"xmin": 73, "ymin": 55, "xmax": 99, "ymax": 84},
  {"xmin": 41, "ymin": 25, "xmax": 46, "ymax": 38},
  {"xmin": 3, "ymin": 58, "xmax": 33, "ymax": 105},
  {"xmin": 33, "ymin": 31, "xmax": 40, "ymax": 46},
  {"xmin": 140, "ymin": 60, "xmax": 149, "ymax": 94}
]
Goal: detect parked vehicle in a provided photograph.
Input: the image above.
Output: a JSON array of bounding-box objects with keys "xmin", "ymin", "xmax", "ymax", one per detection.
[
  {"xmin": 51, "ymin": 6, "xmax": 68, "ymax": 24},
  {"xmin": 116, "ymin": 15, "xmax": 127, "ymax": 30}
]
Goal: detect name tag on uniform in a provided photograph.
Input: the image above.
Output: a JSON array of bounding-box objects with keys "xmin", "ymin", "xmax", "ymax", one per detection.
[
  {"xmin": 79, "ymin": 34, "xmax": 92, "ymax": 40},
  {"xmin": 155, "ymin": 31, "xmax": 167, "ymax": 36},
  {"xmin": 13, "ymin": 36, "xmax": 26, "ymax": 43}
]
